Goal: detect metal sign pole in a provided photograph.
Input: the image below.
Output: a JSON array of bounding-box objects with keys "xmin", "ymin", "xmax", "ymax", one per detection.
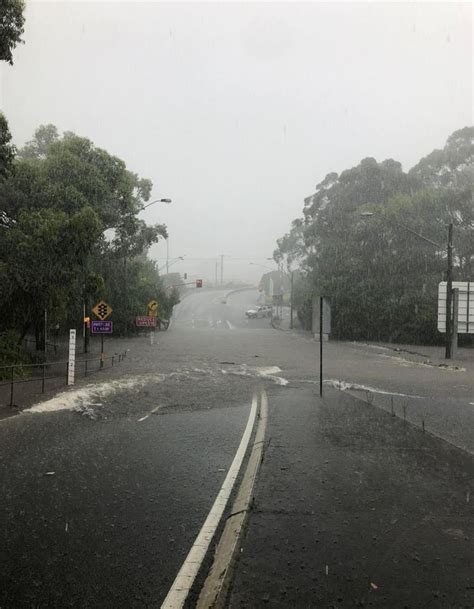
[
  {"xmin": 452, "ymin": 288, "xmax": 459, "ymax": 358},
  {"xmin": 101, "ymin": 335, "xmax": 104, "ymax": 369}
]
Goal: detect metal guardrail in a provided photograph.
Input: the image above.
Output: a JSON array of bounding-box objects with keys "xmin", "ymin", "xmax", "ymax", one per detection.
[{"xmin": 0, "ymin": 351, "xmax": 128, "ymax": 408}]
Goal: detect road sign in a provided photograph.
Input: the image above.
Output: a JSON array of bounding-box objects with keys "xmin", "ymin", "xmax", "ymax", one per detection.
[
  {"xmin": 92, "ymin": 300, "xmax": 113, "ymax": 320},
  {"xmin": 136, "ymin": 315, "xmax": 157, "ymax": 327},
  {"xmin": 438, "ymin": 281, "xmax": 473, "ymax": 334},
  {"xmin": 91, "ymin": 320, "xmax": 113, "ymax": 334},
  {"xmin": 147, "ymin": 300, "xmax": 159, "ymax": 317}
]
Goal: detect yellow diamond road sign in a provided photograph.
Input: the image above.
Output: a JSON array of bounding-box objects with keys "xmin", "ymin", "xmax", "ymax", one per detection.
[
  {"xmin": 147, "ymin": 300, "xmax": 159, "ymax": 317},
  {"xmin": 92, "ymin": 300, "xmax": 113, "ymax": 321}
]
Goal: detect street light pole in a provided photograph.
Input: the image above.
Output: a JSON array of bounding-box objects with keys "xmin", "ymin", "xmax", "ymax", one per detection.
[
  {"xmin": 360, "ymin": 212, "xmax": 455, "ymax": 359},
  {"xmin": 445, "ymin": 222, "xmax": 454, "ymax": 359},
  {"xmin": 140, "ymin": 198, "xmax": 172, "ymax": 211},
  {"xmin": 290, "ymin": 271, "xmax": 294, "ymax": 329}
]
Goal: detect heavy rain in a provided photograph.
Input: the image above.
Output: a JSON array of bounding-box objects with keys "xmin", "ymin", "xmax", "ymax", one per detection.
[{"xmin": 0, "ymin": 2, "xmax": 473, "ymax": 608}]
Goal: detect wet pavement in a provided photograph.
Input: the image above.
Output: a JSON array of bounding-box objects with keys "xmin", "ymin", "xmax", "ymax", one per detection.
[
  {"xmin": 0, "ymin": 288, "xmax": 472, "ymax": 607},
  {"xmin": 229, "ymin": 386, "xmax": 473, "ymax": 608}
]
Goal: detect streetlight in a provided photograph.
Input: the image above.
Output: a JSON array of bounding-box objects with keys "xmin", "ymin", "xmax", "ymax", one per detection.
[
  {"xmin": 138, "ymin": 198, "xmax": 173, "ymax": 271},
  {"xmin": 159, "ymin": 256, "xmax": 184, "ymax": 273},
  {"xmin": 140, "ymin": 198, "xmax": 172, "ymax": 210},
  {"xmin": 360, "ymin": 211, "xmax": 454, "ymax": 359},
  {"xmin": 119, "ymin": 197, "xmax": 172, "ymax": 334},
  {"xmin": 249, "ymin": 262, "xmax": 276, "ymax": 272}
]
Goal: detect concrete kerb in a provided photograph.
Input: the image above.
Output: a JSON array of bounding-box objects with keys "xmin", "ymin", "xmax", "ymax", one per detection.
[{"xmin": 196, "ymin": 390, "xmax": 269, "ymax": 609}]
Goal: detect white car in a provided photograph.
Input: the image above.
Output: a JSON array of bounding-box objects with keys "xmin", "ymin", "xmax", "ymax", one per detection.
[{"xmin": 245, "ymin": 305, "xmax": 272, "ymax": 319}]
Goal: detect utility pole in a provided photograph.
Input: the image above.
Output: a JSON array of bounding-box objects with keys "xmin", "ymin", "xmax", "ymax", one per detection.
[
  {"xmin": 290, "ymin": 271, "xmax": 294, "ymax": 329},
  {"xmin": 360, "ymin": 212, "xmax": 457, "ymax": 360},
  {"xmin": 445, "ymin": 222, "xmax": 453, "ymax": 359},
  {"xmin": 44, "ymin": 309, "xmax": 48, "ymax": 357},
  {"xmin": 215, "ymin": 261, "xmax": 218, "ymax": 287},
  {"xmin": 166, "ymin": 238, "xmax": 169, "ymax": 274},
  {"xmin": 220, "ymin": 254, "xmax": 224, "ymax": 286}
]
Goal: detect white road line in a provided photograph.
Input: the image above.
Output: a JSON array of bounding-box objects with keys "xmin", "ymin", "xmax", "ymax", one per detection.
[
  {"xmin": 197, "ymin": 389, "xmax": 268, "ymax": 607},
  {"xmin": 226, "ymin": 320, "xmax": 234, "ymax": 330},
  {"xmin": 161, "ymin": 394, "xmax": 259, "ymax": 609}
]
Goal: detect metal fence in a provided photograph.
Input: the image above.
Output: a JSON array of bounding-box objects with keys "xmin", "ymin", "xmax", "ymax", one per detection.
[{"xmin": 0, "ymin": 351, "xmax": 128, "ymax": 408}]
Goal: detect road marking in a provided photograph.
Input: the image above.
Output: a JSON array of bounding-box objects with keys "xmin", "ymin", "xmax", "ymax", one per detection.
[
  {"xmin": 138, "ymin": 405, "xmax": 162, "ymax": 422},
  {"xmin": 226, "ymin": 320, "xmax": 235, "ymax": 330},
  {"xmin": 197, "ymin": 390, "xmax": 268, "ymax": 608},
  {"xmin": 161, "ymin": 394, "xmax": 259, "ymax": 609}
]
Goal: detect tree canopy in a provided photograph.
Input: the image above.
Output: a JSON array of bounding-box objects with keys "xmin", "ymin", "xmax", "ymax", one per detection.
[
  {"xmin": 0, "ymin": 125, "xmax": 177, "ymax": 352},
  {"xmin": 0, "ymin": 0, "xmax": 25, "ymax": 64},
  {"xmin": 274, "ymin": 127, "xmax": 474, "ymax": 344}
]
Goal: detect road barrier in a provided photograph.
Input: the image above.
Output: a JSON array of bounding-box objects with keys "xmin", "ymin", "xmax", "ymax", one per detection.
[{"xmin": 0, "ymin": 351, "xmax": 127, "ymax": 409}]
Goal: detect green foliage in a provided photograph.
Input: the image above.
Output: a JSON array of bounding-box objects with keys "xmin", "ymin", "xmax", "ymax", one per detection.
[
  {"xmin": 0, "ymin": 331, "xmax": 32, "ymax": 379},
  {"xmin": 0, "ymin": 0, "xmax": 25, "ymax": 64},
  {"xmin": 0, "ymin": 113, "xmax": 15, "ymax": 179},
  {"xmin": 0, "ymin": 124, "xmax": 173, "ymax": 354},
  {"xmin": 275, "ymin": 128, "xmax": 474, "ymax": 345},
  {"xmin": 18, "ymin": 124, "xmax": 59, "ymax": 159}
]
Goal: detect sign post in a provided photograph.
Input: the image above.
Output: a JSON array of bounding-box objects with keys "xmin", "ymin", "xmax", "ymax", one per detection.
[
  {"xmin": 438, "ymin": 282, "xmax": 473, "ymax": 358},
  {"xmin": 91, "ymin": 302, "xmax": 113, "ymax": 370},
  {"xmin": 68, "ymin": 329, "xmax": 76, "ymax": 386}
]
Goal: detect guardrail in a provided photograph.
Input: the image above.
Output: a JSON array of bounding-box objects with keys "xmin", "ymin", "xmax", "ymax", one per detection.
[{"xmin": 0, "ymin": 351, "xmax": 128, "ymax": 408}]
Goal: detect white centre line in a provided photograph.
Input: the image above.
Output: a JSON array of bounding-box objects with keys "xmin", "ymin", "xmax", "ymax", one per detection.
[{"xmin": 161, "ymin": 394, "xmax": 259, "ymax": 609}]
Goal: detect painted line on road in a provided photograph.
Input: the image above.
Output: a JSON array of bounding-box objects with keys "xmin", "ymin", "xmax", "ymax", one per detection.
[
  {"xmin": 160, "ymin": 393, "xmax": 259, "ymax": 609},
  {"xmin": 197, "ymin": 389, "xmax": 268, "ymax": 609},
  {"xmin": 226, "ymin": 320, "xmax": 235, "ymax": 330}
]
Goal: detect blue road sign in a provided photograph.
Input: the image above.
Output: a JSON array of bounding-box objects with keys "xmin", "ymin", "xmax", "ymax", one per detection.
[{"xmin": 91, "ymin": 320, "xmax": 113, "ymax": 334}]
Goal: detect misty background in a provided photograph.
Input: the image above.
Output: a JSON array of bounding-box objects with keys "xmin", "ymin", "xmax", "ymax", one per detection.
[{"xmin": 1, "ymin": 1, "xmax": 472, "ymax": 284}]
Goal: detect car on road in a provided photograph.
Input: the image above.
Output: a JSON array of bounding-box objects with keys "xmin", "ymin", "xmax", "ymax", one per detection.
[{"xmin": 245, "ymin": 305, "xmax": 272, "ymax": 319}]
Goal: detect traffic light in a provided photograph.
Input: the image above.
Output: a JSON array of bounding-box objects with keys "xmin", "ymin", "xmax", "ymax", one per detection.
[{"xmin": 196, "ymin": 279, "xmax": 203, "ymax": 288}]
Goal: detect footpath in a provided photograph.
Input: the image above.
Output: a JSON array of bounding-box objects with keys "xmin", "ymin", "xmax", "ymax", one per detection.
[{"xmin": 228, "ymin": 385, "xmax": 473, "ymax": 609}]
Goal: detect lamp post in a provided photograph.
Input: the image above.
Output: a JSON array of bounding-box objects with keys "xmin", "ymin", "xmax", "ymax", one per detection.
[
  {"xmin": 123, "ymin": 197, "xmax": 172, "ymax": 333},
  {"xmin": 360, "ymin": 212, "xmax": 454, "ymax": 359},
  {"xmin": 140, "ymin": 198, "xmax": 172, "ymax": 210},
  {"xmin": 158, "ymin": 256, "xmax": 184, "ymax": 273}
]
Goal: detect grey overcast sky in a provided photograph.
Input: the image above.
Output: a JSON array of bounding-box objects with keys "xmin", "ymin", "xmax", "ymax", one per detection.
[{"xmin": 1, "ymin": 1, "xmax": 472, "ymax": 283}]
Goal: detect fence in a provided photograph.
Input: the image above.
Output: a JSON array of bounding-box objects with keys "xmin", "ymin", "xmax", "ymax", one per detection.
[{"xmin": 0, "ymin": 351, "xmax": 127, "ymax": 408}]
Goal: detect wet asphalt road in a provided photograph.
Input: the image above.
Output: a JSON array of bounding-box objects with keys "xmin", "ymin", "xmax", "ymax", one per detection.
[
  {"xmin": 1, "ymin": 288, "xmax": 473, "ymax": 607},
  {"xmin": 0, "ymin": 288, "xmax": 281, "ymax": 608}
]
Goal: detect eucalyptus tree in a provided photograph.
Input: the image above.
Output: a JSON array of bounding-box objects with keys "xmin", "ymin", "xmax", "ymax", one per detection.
[{"xmin": 0, "ymin": 0, "xmax": 25, "ymax": 64}]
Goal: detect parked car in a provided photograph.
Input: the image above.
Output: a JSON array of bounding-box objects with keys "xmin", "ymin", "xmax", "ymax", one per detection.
[{"xmin": 245, "ymin": 305, "xmax": 272, "ymax": 319}]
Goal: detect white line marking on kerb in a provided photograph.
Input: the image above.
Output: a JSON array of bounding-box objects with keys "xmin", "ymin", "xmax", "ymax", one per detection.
[{"xmin": 161, "ymin": 394, "xmax": 259, "ymax": 609}]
